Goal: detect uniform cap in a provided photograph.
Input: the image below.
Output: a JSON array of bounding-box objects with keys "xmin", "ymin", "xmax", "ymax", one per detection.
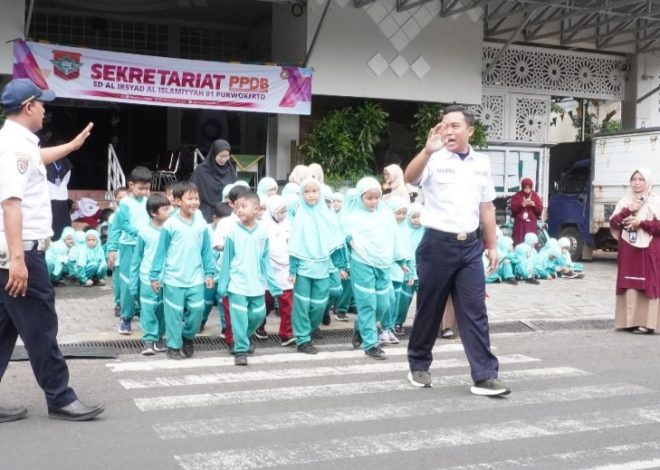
[{"xmin": 1, "ymin": 78, "xmax": 56, "ymax": 112}]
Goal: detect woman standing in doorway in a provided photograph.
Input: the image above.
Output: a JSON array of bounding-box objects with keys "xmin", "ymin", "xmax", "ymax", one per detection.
[
  {"xmin": 191, "ymin": 139, "xmax": 237, "ymax": 222},
  {"xmin": 610, "ymin": 168, "xmax": 660, "ymax": 334},
  {"xmin": 47, "ymin": 157, "xmax": 73, "ymax": 240}
]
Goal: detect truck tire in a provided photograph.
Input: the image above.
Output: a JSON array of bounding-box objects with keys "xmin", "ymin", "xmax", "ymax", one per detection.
[{"xmin": 560, "ymin": 226, "xmax": 583, "ymax": 260}]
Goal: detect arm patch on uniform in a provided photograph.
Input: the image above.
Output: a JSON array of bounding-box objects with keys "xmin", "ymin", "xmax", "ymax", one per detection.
[{"xmin": 16, "ymin": 157, "xmax": 29, "ymax": 174}]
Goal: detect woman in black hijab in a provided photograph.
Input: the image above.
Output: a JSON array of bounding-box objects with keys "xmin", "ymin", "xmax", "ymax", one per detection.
[
  {"xmin": 46, "ymin": 157, "xmax": 73, "ymax": 240},
  {"xmin": 191, "ymin": 139, "xmax": 237, "ymax": 222}
]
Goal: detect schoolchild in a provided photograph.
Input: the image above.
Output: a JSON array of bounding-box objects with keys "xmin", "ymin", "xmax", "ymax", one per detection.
[
  {"xmin": 262, "ymin": 195, "xmax": 295, "ymax": 346},
  {"xmin": 46, "ymin": 226, "xmax": 75, "ymax": 283},
  {"xmin": 106, "ymin": 167, "xmax": 152, "ymax": 334},
  {"xmin": 381, "ymin": 196, "xmax": 412, "ymax": 344},
  {"xmin": 201, "ymin": 202, "xmax": 233, "ymax": 332},
  {"xmin": 341, "ymin": 177, "xmax": 407, "ymax": 360},
  {"xmin": 495, "ymin": 236, "xmax": 520, "ymax": 285},
  {"xmin": 557, "ymin": 237, "xmax": 585, "ymax": 278},
  {"xmin": 129, "ymin": 194, "xmax": 171, "ymax": 356},
  {"xmin": 108, "ymin": 187, "xmax": 128, "ymax": 316},
  {"xmin": 257, "ymin": 177, "xmax": 279, "ymax": 200},
  {"xmin": 288, "ymin": 179, "xmax": 347, "ymax": 354},
  {"xmin": 217, "ymin": 190, "xmax": 282, "ymax": 365},
  {"xmin": 332, "ymin": 192, "xmax": 344, "ymax": 213},
  {"xmin": 149, "ymin": 181, "xmax": 215, "ymax": 360},
  {"xmin": 394, "ymin": 202, "xmax": 424, "ymax": 335},
  {"xmin": 321, "ymin": 184, "xmax": 344, "ymax": 325},
  {"xmin": 74, "ymin": 230, "xmax": 107, "ymax": 286}
]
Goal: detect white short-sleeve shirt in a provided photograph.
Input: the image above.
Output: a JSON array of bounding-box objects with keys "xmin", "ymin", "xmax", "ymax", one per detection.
[
  {"xmin": 418, "ymin": 147, "xmax": 496, "ymax": 233},
  {"xmin": 0, "ymin": 120, "xmax": 53, "ymax": 240}
]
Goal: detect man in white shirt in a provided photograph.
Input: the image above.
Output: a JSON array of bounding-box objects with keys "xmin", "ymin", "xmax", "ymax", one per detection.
[
  {"xmin": 404, "ymin": 105, "xmax": 510, "ymax": 396},
  {"xmin": 0, "ymin": 78, "xmax": 103, "ymax": 422}
]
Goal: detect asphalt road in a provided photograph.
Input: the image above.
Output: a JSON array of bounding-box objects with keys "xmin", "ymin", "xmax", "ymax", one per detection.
[{"xmin": 2, "ymin": 329, "xmax": 660, "ymax": 470}]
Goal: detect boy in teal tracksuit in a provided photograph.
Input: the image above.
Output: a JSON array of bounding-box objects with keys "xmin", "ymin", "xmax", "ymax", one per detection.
[
  {"xmin": 107, "ymin": 168, "xmax": 152, "ymax": 334},
  {"xmin": 217, "ymin": 190, "xmax": 282, "ymax": 366},
  {"xmin": 395, "ymin": 203, "xmax": 424, "ymax": 335},
  {"xmin": 150, "ymin": 181, "xmax": 215, "ymax": 360},
  {"xmin": 130, "ymin": 194, "xmax": 171, "ymax": 356}
]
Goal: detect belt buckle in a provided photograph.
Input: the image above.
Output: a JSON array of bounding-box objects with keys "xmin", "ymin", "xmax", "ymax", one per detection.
[{"xmin": 457, "ymin": 232, "xmax": 467, "ymax": 241}]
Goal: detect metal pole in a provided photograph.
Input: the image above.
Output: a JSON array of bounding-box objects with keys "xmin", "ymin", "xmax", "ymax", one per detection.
[
  {"xmin": 25, "ymin": 0, "xmax": 36, "ymax": 37},
  {"xmin": 304, "ymin": 0, "xmax": 331, "ymax": 68}
]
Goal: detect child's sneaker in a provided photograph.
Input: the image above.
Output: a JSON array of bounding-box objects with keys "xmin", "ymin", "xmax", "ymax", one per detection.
[
  {"xmin": 254, "ymin": 326, "xmax": 268, "ymax": 340},
  {"xmin": 234, "ymin": 354, "xmax": 248, "ymax": 366},
  {"xmin": 281, "ymin": 337, "xmax": 296, "ymax": 347},
  {"xmin": 393, "ymin": 324, "xmax": 405, "ymax": 336},
  {"xmin": 379, "ymin": 331, "xmax": 390, "ymax": 345},
  {"xmin": 219, "ymin": 327, "xmax": 226, "ymax": 339},
  {"xmin": 365, "ymin": 346, "xmax": 386, "ymax": 360},
  {"xmin": 94, "ymin": 279, "xmax": 106, "ymax": 286},
  {"xmin": 141, "ymin": 341, "xmax": 155, "ymax": 356},
  {"xmin": 153, "ymin": 339, "xmax": 167, "ymax": 353},
  {"xmin": 297, "ymin": 342, "xmax": 318, "ymax": 354},
  {"xmin": 182, "ymin": 338, "xmax": 194, "ymax": 358},
  {"xmin": 114, "ymin": 304, "xmax": 120, "ymax": 317},
  {"xmin": 83, "ymin": 279, "xmax": 94, "ymax": 287},
  {"xmin": 387, "ymin": 330, "xmax": 400, "ymax": 344},
  {"xmin": 167, "ymin": 348, "xmax": 183, "ymax": 360},
  {"xmin": 334, "ymin": 312, "xmax": 349, "ymax": 322},
  {"xmin": 118, "ymin": 318, "xmax": 131, "ymax": 335},
  {"xmin": 199, "ymin": 320, "xmax": 207, "ymax": 333}
]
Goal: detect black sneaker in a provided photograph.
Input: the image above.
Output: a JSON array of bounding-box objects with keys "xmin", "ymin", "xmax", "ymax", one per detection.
[
  {"xmin": 248, "ymin": 341, "xmax": 256, "ymax": 355},
  {"xmin": 141, "ymin": 341, "xmax": 155, "ymax": 356},
  {"xmin": 322, "ymin": 310, "xmax": 331, "ymax": 326},
  {"xmin": 351, "ymin": 328, "xmax": 362, "ymax": 349},
  {"xmin": 114, "ymin": 304, "xmax": 120, "ymax": 317},
  {"xmin": 365, "ymin": 346, "xmax": 386, "ymax": 360},
  {"xmin": 312, "ymin": 328, "xmax": 324, "ymax": 340},
  {"xmin": 167, "ymin": 348, "xmax": 183, "ymax": 360},
  {"xmin": 334, "ymin": 312, "xmax": 349, "ymax": 322},
  {"xmin": 297, "ymin": 341, "xmax": 318, "ymax": 354},
  {"xmin": 408, "ymin": 370, "xmax": 432, "ymax": 388},
  {"xmin": 219, "ymin": 327, "xmax": 226, "ymax": 339},
  {"xmin": 153, "ymin": 339, "xmax": 167, "ymax": 353},
  {"xmin": 254, "ymin": 326, "xmax": 268, "ymax": 340},
  {"xmin": 182, "ymin": 338, "xmax": 194, "ymax": 358},
  {"xmin": 234, "ymin": 354, "xmax": 248, "ymax": 366},
  {"xmin": 470, "ymin": 378, "xmax": 511, "ymax": 396},
  {"xmin": 199, "ymin": 320, "xmax": 207, "ymax": 333},
  {"xmin": 281, "ymin": 337, "xmax": 296, "ymax": 347},
  {"xmin": 504, "ymin": 278, "xmax": 518, "ymax": 285},
  {"xmin": 525, "ymin": 277, "xmax": 540, "ymax": 285},
  {"xmin": 393, "ymin": 324, "xmax": 405, "ymax": 336}
]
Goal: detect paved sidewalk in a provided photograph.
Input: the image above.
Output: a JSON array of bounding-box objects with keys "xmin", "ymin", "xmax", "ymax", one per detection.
[{"xmin": 51, "ymin": 253, "xmax": 618, "ymax": 344}]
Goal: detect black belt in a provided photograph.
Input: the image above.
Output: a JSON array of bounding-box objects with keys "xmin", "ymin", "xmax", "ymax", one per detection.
[
  {"xmin": 23, "ymin": 239, "xmax": 49, "ymax": 251},
  {"xmin": 430, "ymin": 228, "xmax": 480, "ymax": 242}
]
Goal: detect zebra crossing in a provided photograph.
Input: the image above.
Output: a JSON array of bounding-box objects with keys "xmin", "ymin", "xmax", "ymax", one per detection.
[{"xmin": 106, "ymin": 340, "xmax": 660, "ymax": 470}]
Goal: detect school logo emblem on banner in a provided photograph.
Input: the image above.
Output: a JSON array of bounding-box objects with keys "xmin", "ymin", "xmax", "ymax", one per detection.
[{"xmin": 51, "ymin": 50, "xmax": 82, "ymax": 80}]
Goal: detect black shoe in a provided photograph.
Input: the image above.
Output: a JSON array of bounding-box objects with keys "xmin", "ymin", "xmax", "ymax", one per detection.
[
  {"xmin": 312, "ymin": 328, "xmax": 324, "ymax": 340},
  {"xmin": 153, "ymin": 339, "xmax": 167, "ymax": 353},
  {"xmin": 141, "ymin": 341, "xmax": 156, "ymax": 356},
  {"xmin": 182, "ymin": 338, "xmax": 194, "ymax": 357},
  {"xmin": 167, "ymin": 348, "xmax": 184, "ymax": 360},
  {"xmin": 322, "ymin": 310, "xmax": 331, "ymax": 326},
  {"xmin": 470, "ymin": 378, "xmax": 511, "ymax": 396},
  {"xmin": 48, "ymin": 400, "xmax": 104, "ymax": 421},
  {"xmin": 248, "ymin": 341, "xmax": 256, "ymax": 355},
  {"xmin": 393, "ymin": 324, "xmax": 405, "ymax": 336},
  {"xmin": 254, "ymin": 326, "xmax": 268, "ymax": 340},
  {"xmin": 365, "ymin": 346, "xmax": 386, "ymax": 360},
  {"xmin": 297, "ymin": 341, "xmax": 318, "ymax": 354},
  {"xmin": 334, "ymin": 312, "xmax": 349, "ymax": 322},
  {"xmin": 0, "ymin": 406, "xmax": 27, "ymax": 423},
  {"xmin": 504, "ymin": 278, "xmax": 518, "ymax": 285},
  {"xmin": 441, "ymin": 328, "xmax": 457, "ymax": 339},
  {"xmin": 199, "ymin": 320, "xmax": 207, "ymax": 333},
  {"xmin": 525, "ymin": 277, "xmax": 540, "ymax": 285},
  {"xmin": 351, "ymin": 328, "xmax": 362, "ymax": 349},
  {"xmin": 114, "ymin": 304, "xmax": 120, "ymax": 317},
  {"xmin": 234, "ymin": 353, "xmax": 248, "ymax": 366}
]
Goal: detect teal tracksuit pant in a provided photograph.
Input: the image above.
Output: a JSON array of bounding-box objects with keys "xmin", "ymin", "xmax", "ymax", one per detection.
[
  {"xmin": 336, "ymin": 277, "xmax": 355, "ymax": 313},
  {"xmin": 163, "ymin": 284, "xmax": 205, "ymax": 349},
  {"xmin": 203, "ymin": 278, "xmax": 225, "ymax": 328},
  {"xmin": 350, "ymin": 259, "xmax": 391, "ymax": 351},
  {"xmin": 139, "ymin": 280, "xmax": 165, "ymax": 342},
  {"xmin": 119, "ymin": 244, "xmax": 138, "ymax": 319},
  {"xmin": 228, "ymin": 293, "xmax": 266, "ymax": 354},
  {"xmin": 324, "ymin": 271, "xmax": 343, "ymax": 316},
  {"xmin": 396, "ymin": 281, "xmax": 416, "ymax": 326},
  {"xmin": 292, "ymin": 275, "xmax": 330, "ymax": 345},
  {"xmin": 382, "ymin": 281, "xmax": 402, "ymax": 331}
]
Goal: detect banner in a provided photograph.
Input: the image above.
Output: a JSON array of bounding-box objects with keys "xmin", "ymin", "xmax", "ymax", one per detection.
[{"xmin": 12, "ymin": 40, "xmax": 312, "ymax": 115}]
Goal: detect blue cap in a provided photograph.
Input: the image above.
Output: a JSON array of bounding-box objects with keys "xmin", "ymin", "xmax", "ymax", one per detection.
[{"xmin": 1, "ymin": 78, "xmax": 56, "ymax": 112}]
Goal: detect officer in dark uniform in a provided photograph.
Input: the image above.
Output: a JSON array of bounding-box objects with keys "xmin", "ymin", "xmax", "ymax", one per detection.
[
  {"xmin": 404, "ymin": 105, "xmax": 510, "ymax": 396},
  {"xmin": 0, "ymin": 78, "xmax": 104, "ymax": 422}
]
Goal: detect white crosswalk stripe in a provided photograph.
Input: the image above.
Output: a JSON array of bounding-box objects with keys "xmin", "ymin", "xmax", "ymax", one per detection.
[{"xmin": 106, "ymin": 339, "xmax": 660, "ymax": 470}]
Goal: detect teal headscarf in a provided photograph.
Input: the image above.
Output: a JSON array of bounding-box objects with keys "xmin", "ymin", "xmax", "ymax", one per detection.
[
  {"xmin": 524, "ymin": 232, "xmax": 539, "ymax": 249},
  {"xmin": 257, "ymin": 177, "xmax": 278, "ymax": 200},
  {"xmin": 234, "ymin": 180, "xmax": 250, "ymax": 189},
  {"xmin": 321, "ymin": 184, "xmax": 334, "ymax": 203},
  {"xmin": 47, "ymin": 227, "xmax": 74, "ymax": 265},
  {"xmin": 222, "ymin": 183, "xmax": 235, "ymax": 201},
  {"xmin": 497, "ymin": 236, "xmax": 514, "ymax": 259},
  {"xmin": 282, "ymin": 182, "xmax": 300, "ymax": 219},
  {"xmin": 288, "ymin": 179, "xmax": 344, "ymax": 261},
  {"xmin": 340, "ymin": 177, "xmax": 399, "ymax": 268},
  {"xmin": 68, "ymin": 230, "xmax": 86, "ymax": 262},
  {"xmin": 406, "ymin": 203, "xmax": 425, "ymax": 253},
  {"xmin": 77, "ymin": 230, "xmax": 105, "ymax": 267}
]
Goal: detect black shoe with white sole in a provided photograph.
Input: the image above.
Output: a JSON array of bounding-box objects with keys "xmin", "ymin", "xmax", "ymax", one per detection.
[
  {"xmin": 407, "ymin": 370, "xmax": 432, "ymax": 388},
  {"xmin": 470, "ymin": 378, "xmax": 511, "ymax": 396}
]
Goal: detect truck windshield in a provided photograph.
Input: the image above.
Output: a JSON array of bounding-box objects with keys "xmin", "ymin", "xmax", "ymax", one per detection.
[{"xmin": 556, "ymin": 166, "xmax": 590, "ymax": 194}]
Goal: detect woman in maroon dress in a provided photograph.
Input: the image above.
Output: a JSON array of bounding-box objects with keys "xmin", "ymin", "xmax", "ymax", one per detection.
[
  {"xmin": 609, "ymin": 168, "xmax": 660, "ymax": 334},
  {"xmin": 510, "ymin": 178, "xmax": 543, "ymax": 246}
]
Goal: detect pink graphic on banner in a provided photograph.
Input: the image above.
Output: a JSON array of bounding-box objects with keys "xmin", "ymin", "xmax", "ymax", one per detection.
[
  {"xmin": 278, "ymin": 67, "xmax": 311, "ymax": 108},
  {"xmin": 12, "ymin": 40, "xmax": 49, "ymax": 89}
]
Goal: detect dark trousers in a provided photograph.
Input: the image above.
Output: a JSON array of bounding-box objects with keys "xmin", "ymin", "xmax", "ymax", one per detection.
[
  {"xmin": 50, "ymin": 199, "xmax": 71, "ymax": 241},
  {"xmin": 0, "ymin": 250, "xmax": 77, "ymax": 408},
  {"xmin": 407, "ymin": 229, "xmax": 499, "ymax": 382}
]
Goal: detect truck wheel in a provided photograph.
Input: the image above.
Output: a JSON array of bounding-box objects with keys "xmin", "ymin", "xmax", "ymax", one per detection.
[{"xmin": 560, "ymin": 226, "xmax": 583, "ymax": 260}]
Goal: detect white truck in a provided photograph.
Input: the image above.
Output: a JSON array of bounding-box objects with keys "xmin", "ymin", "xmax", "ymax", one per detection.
[{"xmin": 547, "ymin": 128, "xmax": 660, "ymax": 259}]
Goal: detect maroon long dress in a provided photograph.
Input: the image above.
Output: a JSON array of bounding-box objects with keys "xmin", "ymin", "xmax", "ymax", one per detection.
[
  {"xmin": 511, "ymin": 189, "xmax": 543, "ymax": 245},
  {"xmin": 610, "ymin": 207, "xmax": 660, "ymax": 330}
]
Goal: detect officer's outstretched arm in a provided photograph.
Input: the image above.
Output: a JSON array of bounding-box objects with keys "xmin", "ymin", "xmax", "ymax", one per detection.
[{"xmin": 40, "ymin": 122, "xmax": 93, "ymax": 165}]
